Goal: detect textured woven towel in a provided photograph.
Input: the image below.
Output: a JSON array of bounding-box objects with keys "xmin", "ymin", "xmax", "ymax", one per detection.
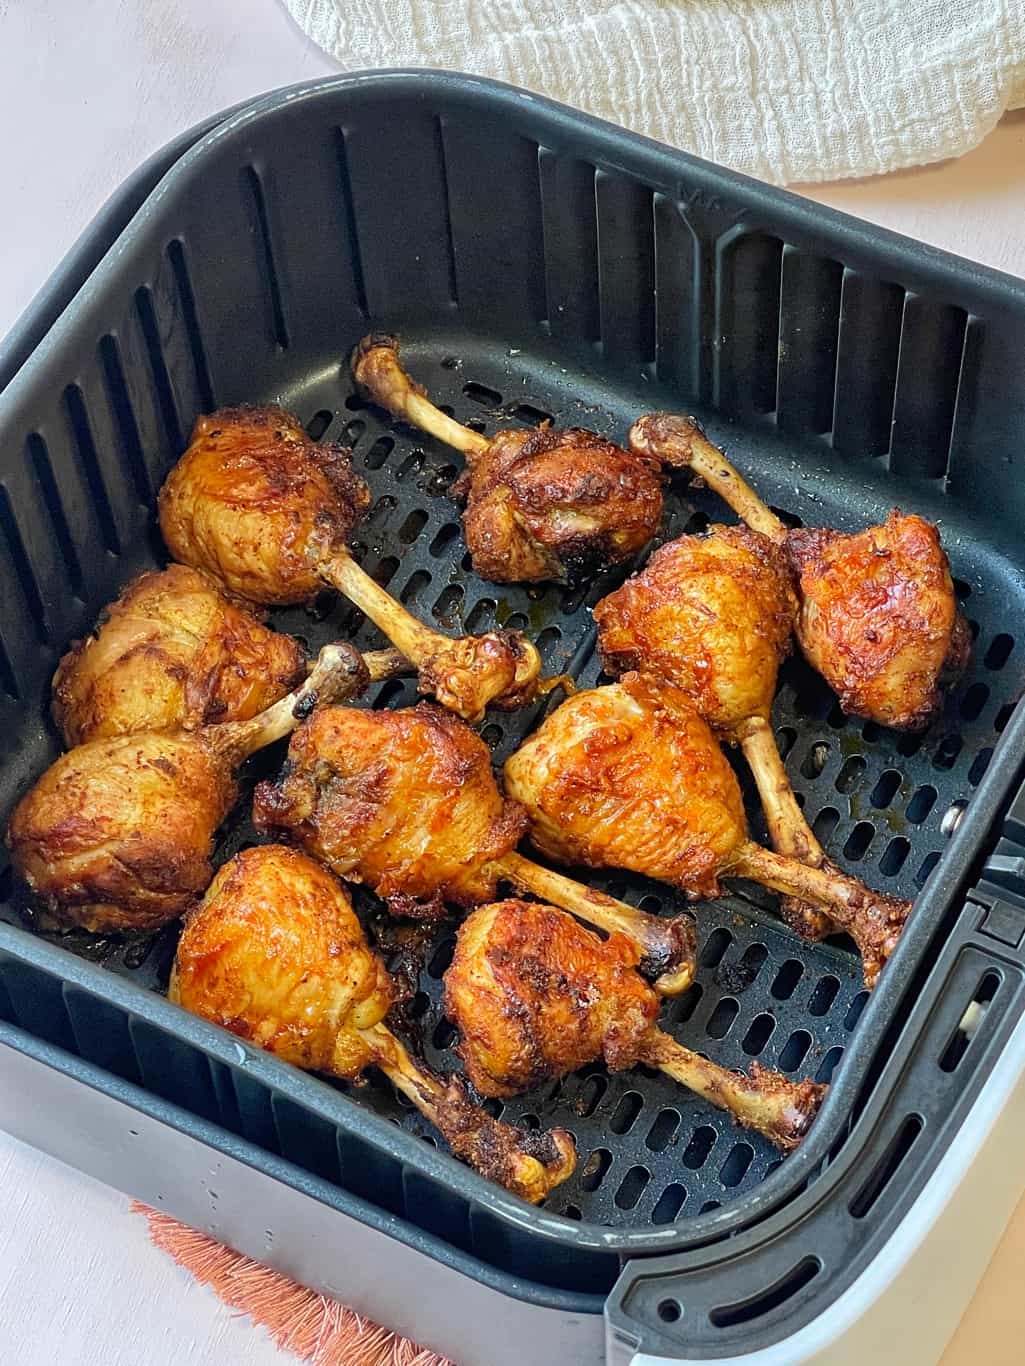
[{"xmin": 283, "ymin": 0, "xmax": 1025, "ymax": 183}]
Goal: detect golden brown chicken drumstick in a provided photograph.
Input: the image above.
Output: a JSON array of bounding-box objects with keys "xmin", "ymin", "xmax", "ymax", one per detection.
[
  {"xmin": 352, "ymin": 335, "xmax": 664, "ymax": 584},
  {"xmin": 503, "ymin": 674, "xmax": 913, "ymax": 986},
  {"xmin": 170, "ymin": 846, "xmax": 575, "ymax": 1202},
  {"xmin": 252, "ymin": 700, "xmax": 696, "ymax": 994},
  {"xmin": 447, "ymin": 900, "xmax": 825, "ymax": 1151},
  {"xmin": 593, "ymin": 527, "xmax": 835, "ymax": 940},
  {"xmin": 52, "ymin": 562, "xmax": 408, "ymax": 745},
  {"xmin": 630, "ymin": 414, "xmax": 971, "ymax": 730},
  {"xmin": 158, "ymin": 406, "xmax": 541, "ymax": 722},
  {"xmin": 7, "ymin": 643, "xmax": 390, "ymax": 935}
]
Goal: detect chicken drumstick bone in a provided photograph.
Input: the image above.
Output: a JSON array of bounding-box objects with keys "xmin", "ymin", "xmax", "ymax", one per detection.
[
  {"xmin": 352, "ymin": 335, "xmax": 665, "ymax": 585},
  {"xmin": 503, "ymin": 674, "xmax": 912, "ymax": 986},
  {"xmin": 7, "ymin": 643, "xmax": 384, "ymax": 934},
  {"xmin": 171, "ymin": 846, "xmax": 575, "ymax": 1203},
  {"xmin": 447, "ymin": 899, "xmax": 825, "ymax": 1151},
  {"xmin": 630, "ymin": 414, "xmax": 971, "ymax": 731},
  {"xmin": 158, "ymin": 406, "xmax": 541, "ymax": 721},
  {"xmin": 252, "ymin": 699, "xmax": 696, "ymax": 994}
]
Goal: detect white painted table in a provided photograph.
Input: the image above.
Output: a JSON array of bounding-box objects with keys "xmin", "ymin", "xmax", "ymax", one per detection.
[{"xmin": 1, "ymin": 3, "xmax": 1023, "ymax": 1363}]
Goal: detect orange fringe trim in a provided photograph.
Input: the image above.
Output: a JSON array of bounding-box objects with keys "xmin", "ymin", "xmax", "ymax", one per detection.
[{"xmin": 134, "ymin": 1203, "xmax": 453, "ymax": 1366}]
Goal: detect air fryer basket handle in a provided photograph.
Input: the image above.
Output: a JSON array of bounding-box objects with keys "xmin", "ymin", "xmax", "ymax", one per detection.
[{"xmin": 605, "ymin": 893, "xmax": 1025, "ymax": 1361}]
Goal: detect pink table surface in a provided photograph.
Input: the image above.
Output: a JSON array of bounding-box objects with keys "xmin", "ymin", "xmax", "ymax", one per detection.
[{"xmin": 1, "ymin": 3, "xmax": 1023, "ymax": 1363}]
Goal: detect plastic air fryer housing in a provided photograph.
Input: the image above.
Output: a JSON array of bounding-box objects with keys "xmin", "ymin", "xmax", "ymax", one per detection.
[{"xmin": 3, "ymin": 73, "xmax": 1025, "ymax": 1365}]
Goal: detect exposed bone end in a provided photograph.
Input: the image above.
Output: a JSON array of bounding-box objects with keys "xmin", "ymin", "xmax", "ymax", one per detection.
[
  {"xmin": 419, "ymin": 631, "xmax": 542, "ymax": 722},
  {"xmin": 351, "ymin": 333, "xmax": 425, "ymax": 412}
]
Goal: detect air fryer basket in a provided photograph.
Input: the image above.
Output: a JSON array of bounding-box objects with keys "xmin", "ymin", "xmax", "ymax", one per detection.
[{"xmin": 2, "ymin": 72, "xmax": 1025, "ymax": 1304}]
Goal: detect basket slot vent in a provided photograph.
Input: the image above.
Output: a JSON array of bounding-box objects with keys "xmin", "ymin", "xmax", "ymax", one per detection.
[
  {"xmin": 741, "ymin": 1012, "xmax": 776, "ymax": 1056},
  {"xmin": 0, "ymin": 634, "xmax": 18, "ymax": 701},
  {"xmin": 715, "ymin": 231, "xmax": 783, "ymax": 417},
  {"xmin": 334, "ymin": 128, "xmax": 370, "ymax": 318},
  {"xmin": 339, "ymin": 1132, "xmax": 406, "ymax": 1218},
  {"xmin": 580, "ymin": 1146, "xmax": 613, "ymax": 1191},
  {"xmin": 272, "ymin": 1094, "xmax": 342, "ymax": 1185},
  {"xmin": 242, "ymin": 166, "xmax": 290, "ymax": 350},
  {"xmin": 128, "ymin": 1017, "xmax": 219, "ymax": 1123},
  {"xmin": 719, "ymin": 1142, "xmax": 754, "ymax": 1188},
  {"xmin": 710, "ymin": 1255, "xmax": 821, "ymax": 1328},
  {"xmin": 595, "ymin": 170, "xmax": 656, "ymax": 366},
  {"xmin": 870, "ymin": 769, "xmax": 903, "ymax": 806},
  {"xmin": 538, "ymin": 151, "xmax": 600, "ymax": 344},
  {"xmin": 878, "ymin": 836, "xmax": 912, "ymax": 875},
  {"xmin": 776, "ymin": 249, "xmax": 843, "ymax": 436},
  {"xmin": 653, "ymin": 193, "xmax": 700, "ymax": 395},
  {"xmin": 889, "ymin": 295, "xmax": 968, "ymax": 479},
  {"xmin": 0, "ymin": 958, "xmax": 76, "ymax": 1052},
  {"xmin": 816, "ymin": 1045, "xmax": 844, "ymax": 1083},
  {"xmin": 832, "ymin": 272, "xmax": 904, "ymax": 458},
  {"xmin": 134, "ymin": 285, "xmax": 183, "ymax": 456},
  {"xmin": 651, "ymin": 1183, "xmax": 687, "ymax": 1223},
  {"xmin": 25, "ymin": 434, "xmax": 83, "ymax": 597},
  {"xmin": 231, "ymin": 1068, "xmax": 280, "ymax": 1151},
  {"xmin": 63, "ymin": 385, "xmax": 120, "ymax": 555},
  {"xmin": 0, "ymin": 482, "xmax": 50, "ymax": 643},
  {"xmin": 938, "ymin": 970, "xmax": 1000, "ymax": 1072},
  {"xmin": 167, "ymin": 238, "xmax": 215, "ymax": 411},
  {"xmin": 969, "ymin": 747, "xmax": 994, "ymax": 785},
  {"xmin": 441, "ymin": 124, "xmax": 545, "ymax": 327},
  {"xmin": 614, "ymin": 1165, "xmax": 651, "ymax": 1209},
  {"xmin": 682, "ymin": 1124, "xmax": 717, "ymax": 1170},
  {"xmin": 305, "ymin": 409, "xmax": 333, "ymax": 442},
  {"xmin": 61, "ymin": 983, "xmax": 141, "ymax": 1084},
  {"xmin": 645, "ymin": 1109, "xmax": 681, "ymax": 1153},
  {"xmin": 849, "ymin": 1113, "xmax": 924, "ymax": 1218},
  {"xmin": 98, "ymin": 334, "xmax": 152, "ymax": 504}
]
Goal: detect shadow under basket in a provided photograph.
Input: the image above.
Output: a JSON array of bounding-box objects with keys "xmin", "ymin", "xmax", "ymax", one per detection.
[{"xmin": 3, "ymin": 71, "xmax": 1025, "ymax": 1364}]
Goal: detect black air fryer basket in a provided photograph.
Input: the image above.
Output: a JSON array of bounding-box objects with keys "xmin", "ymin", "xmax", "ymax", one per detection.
[{"xmin": 3, "ymin": 73, "xmax": 1025, "ymax": 1364}]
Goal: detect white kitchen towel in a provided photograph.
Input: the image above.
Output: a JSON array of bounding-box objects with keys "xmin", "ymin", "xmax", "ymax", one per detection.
[{"xmin": 283, "ymin": 0, "xmax": 1025, "ymax": 183}]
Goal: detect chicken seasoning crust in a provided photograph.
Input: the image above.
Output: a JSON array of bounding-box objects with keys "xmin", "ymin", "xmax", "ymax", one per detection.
[{"xmin": 52, "ymin": 564, "xmax": 307, "ymax": 745}]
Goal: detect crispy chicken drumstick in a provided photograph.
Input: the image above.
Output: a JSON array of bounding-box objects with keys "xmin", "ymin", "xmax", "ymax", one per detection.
[
  {"xmin": 252, "ymin": 700, "xmax": 696, "ymax": 994},
  {"xmin": 7, "ymin": 643, "xmax": 382, "ymax": 935},
  {"xmin": 630, "ymin": 414, "xmax": 971, "ymax": 730},
  {"xmin": 352, "ymin": 335, "xmax": 664, "ymax": 584},
  {"xmin": 593, "ymin": 527, "xmax": 835, "ymax": 940},
  {"xmin": 158, "ymin": 406, "xmax": 541, "ymax": 721},
  {"xmin": 52, "ymin": 562, "xmax": 407, "ymax": 745},
  {"xmin": 503, "ymin": 674, "xmax": 913, "ymax": 986},
  {"xmin": 447, "ymin": 899, "xmax": 825, "ymax": 1151},
  {"xmin": 170, "ymin": 846, "xmax": 575, "ymax": 1202}
]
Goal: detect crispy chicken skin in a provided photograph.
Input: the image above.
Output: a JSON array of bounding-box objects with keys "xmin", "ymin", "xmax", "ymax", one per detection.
[
  {"xmin": 455, "ymin": 426, "xmax": 664, "ymax": 584},
  {"xmin": 447, "ymin": 899, "xmax": 826, "ymax": 1150},
  {"xmin": 52, "ymin": 565, "xmax": 306, "ymax": 745},
  {"xmin": 171, "ymin": 847, "xmax": 577, "ymax": 1201},
  {"xmin": 7, "ymin": 731, "xmax": 236, "ymax": 934},
  {"xmin": 158, "ymin": 406, "xmax": 371, "ymax": 606},
  {"xmin": 170, "ymin": 845, "xmax": 392, "ymax": 1076},
  {"xmin": 8, "ymin": 643, "xmax": 367, "ymax": 936},
  {"xmin": 594, "ymin": 526, "xmax": 797, "ymax": 736},
  {"xmin": 446, "ymin": 899, "xmax": 658, "ymax": 1097},
  {"xmin": 504, "ymin": 673, "xmax": 746, "ymax": 898},
  {"xmin": 253, "ymin": 702, "xmax": 527, "ymax": 915},
  {"xmin": 352, "ymin": 334, "xmax": 663, "ymax": 584},
  {"xmin": 788, "ymin": 511, "xmax": 969, "ymax": 730}
]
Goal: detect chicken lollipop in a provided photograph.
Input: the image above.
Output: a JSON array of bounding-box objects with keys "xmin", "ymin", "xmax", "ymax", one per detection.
[
  {"xmin": 630, "ymin": 414, "xmax": 971, "ymax": 730},
  {"xmin": 52, "ymin": 563, "xmax": 406, "ymax": 745},
  {"xmin": 503, "ymin": 673, "xmax": 912, "ymax": 986},
  {"xmin": 171, "ymin": 846, "xmax": 575, "ymax": 1203},
  {"xmin": 252, "ymin": 700, "xmax": 696, "ymax": 994},
  {"xmin": 447, "ymin": 900, "xmax": 825, "ymax": 1151},
  {"xmin": 158, "ymin": 405, "xmax": 541, "ymax": 721},
  {"xmin": 8, "ymin": 643, "xmax": 383, "ymax": 935},
  {"xmin": 594, "ymin": 527, "xmax": 834, "ymax": 939},
  {"xmin": 352, "ymin": 335, "xmax": 664, "ymax": 584}
]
